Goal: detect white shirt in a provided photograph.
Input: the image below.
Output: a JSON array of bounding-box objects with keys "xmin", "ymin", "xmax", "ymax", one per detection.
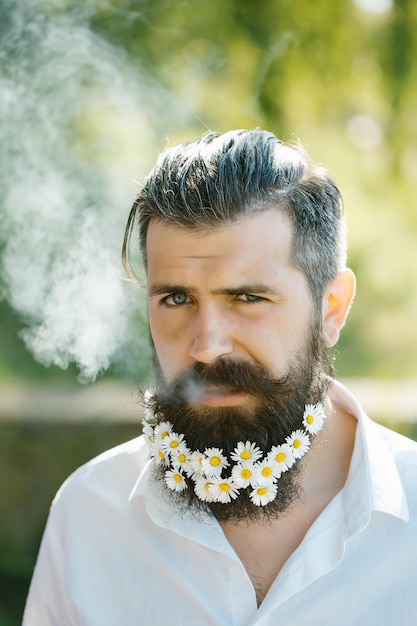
[{"xmin": 23, "ymin": 380, "xmax": 417, "ymax": 625}]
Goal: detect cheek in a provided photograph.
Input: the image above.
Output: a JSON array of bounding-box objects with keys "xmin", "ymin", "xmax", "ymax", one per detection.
[{"xmin": 149, "ymin": 312, "xmax": 192, "ymax": 381}]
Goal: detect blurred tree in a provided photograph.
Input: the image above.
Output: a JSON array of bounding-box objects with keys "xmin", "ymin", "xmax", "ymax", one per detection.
[{"xmin": 0, "ymin": 0, "xmax": 416, "ymax": 382}]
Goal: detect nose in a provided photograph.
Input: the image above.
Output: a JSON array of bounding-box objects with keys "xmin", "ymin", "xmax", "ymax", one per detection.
[{"xmin": 189, "ymin": 307, "xmax": 234, "ymax": 364}]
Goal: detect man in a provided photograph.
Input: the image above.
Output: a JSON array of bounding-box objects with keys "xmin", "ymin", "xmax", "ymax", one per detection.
[{"xmin": 24, "ymin": 130, "xmax": 417, "ymax": 625}]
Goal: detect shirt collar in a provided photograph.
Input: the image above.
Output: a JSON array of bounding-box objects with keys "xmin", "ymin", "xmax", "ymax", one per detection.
[
  {"xmin": 128, "ymin": 456, "xmax": 232, "ymax": 553},
  {"xmin": 330, "ymin": 379, "xmax": 409, "ymax": 535}
]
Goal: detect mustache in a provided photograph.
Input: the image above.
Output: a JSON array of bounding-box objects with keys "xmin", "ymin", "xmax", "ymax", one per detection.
[{"xmin": 157, "ymin": 358, "xmax": 304, "ymax": 406}]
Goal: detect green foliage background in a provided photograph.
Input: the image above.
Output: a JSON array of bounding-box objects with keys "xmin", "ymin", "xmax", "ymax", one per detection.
[{"xmin": 1, "ymin": 0, "xmax": 416, "ymax": 623}]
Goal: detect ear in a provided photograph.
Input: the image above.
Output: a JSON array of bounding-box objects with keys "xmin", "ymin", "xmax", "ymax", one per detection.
[{"xmin": 321, "ymin": 268, "xmax": 356, "ymax": 347}]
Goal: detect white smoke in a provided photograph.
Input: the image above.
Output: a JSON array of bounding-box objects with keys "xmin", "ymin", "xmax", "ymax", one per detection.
[{"xmin": 0, "ymin": 0, "xmax": 179, "ymax": 381}]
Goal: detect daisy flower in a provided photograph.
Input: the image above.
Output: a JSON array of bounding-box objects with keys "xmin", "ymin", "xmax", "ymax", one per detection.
[
  {"xmin": 141, "ymin": 422, "xmax": 155, "ymax": 450},
  {"xmin": 189, "ymin": 451, "xmax": 205, "ymax": 478},
  {"xmin": 302, "ymin": 403, "xmax": 326, "ymax": 435},
  {"xmin": 150, "ymin": 441, "xmax": 170, "ymax": 467},
  {"xmin": 154, "ymin": 421, "xmax": 173, "ymax": 444},
  {"xmin": 164, "ymin": 469, "xmax": 188, "ymax": 492},
  {"xmin": 286, "ymin": 429, "xmax": 310, "ymax": 459},
  {"xmin": 231, "ymin": 461, "xmax": 257, "ymax": 488},
  {"xmin": 230, "ymin": 441, "xmax": 263, "ymax": 463},
  {"xmin": 202, "ymin": 448, "xmax": 229, "ymax": 478},
  {"xmin": 208, "ymin": 477, "xmax": 239, "ymax": 504},
  {"xmin": 194, "ymin": 477, "xmax": 214, "ymax": 502},
  {"xmin": 253, "ymin": 458, "xmax": 280, "ymax": 486},
  {"xmin": 250, "ymin": 483, "xmax": 278, "ymax": 506},
  {"xmin": 267, "ymin": 443, "xmax": 295, "ymax": 474},
  {"xmin": 171, "ymin": 447, "xmax": 193, "ymax": 475},
  {"xmin": 162, "ymin": 431, "xmax": 185, "ymax": 456}
]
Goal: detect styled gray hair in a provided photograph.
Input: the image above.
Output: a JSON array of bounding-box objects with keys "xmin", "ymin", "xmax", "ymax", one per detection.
[{"xmin": 122, "ymin": 129, "xmax": 347, "ymax": 308}]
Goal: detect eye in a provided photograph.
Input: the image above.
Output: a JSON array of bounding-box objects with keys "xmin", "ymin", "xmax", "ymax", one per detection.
[
  {"xmin": 235, "ymin": 293, "xmax": 264, "ymax": 303},
  {"xmin": 164, "ymin": 292, "xmax": 191, "ymax": 306}
]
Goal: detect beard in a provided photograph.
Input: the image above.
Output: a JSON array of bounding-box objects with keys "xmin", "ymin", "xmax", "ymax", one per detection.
[{"xmin": 145, "ymin": 319, "xmax": 333, "ymax": 524}]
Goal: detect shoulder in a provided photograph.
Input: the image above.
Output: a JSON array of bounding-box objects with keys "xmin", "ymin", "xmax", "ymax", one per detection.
[
  {"xmin": 374, "ymin": 423, "xmax": 417, "ymax": 513},
  {"xmin": 378, "ymin": 423, "xmax": 417, "ymax": 469}
]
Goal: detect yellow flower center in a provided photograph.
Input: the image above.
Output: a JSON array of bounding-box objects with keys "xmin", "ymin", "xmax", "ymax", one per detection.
[
  {"xmin": 276, "ymin": 452, "xmax": 286, "ymax": 463},
  {"xmin": 293, "ymin": 439, "xmax": 301, "ymax": 449},
  {"xmin": 178, "ymin": 454, "xmax": 186, "ymax": 463},
  {"xmin": 169, "ymin": 440, "xmax": 179, "ymax": 449},
  {"xmin": 210, "ymin": 456, "xmax": 221, "ymax": 466},
  {"xmin": 262, "ymin": 467, "xmax": 272, "ymax": 477},
  {"xmin": 257, "ymin": 487, "xmax": 267, "ymax": 496},
  {"xmin": 173, "ymin": 473, "xmax": 182, "ymax": 483},
  {"xmin": 241, "ymin": 469, "xmax": 252, "ymax": 480},
  {"xmin": 219, "ymin": 483, "xmax": 230, "ymax": 492},
  {"xmin": 161, "ymin": 431, "xmax": 169, "ymax": 439},
  {"xmin": 241, "ymin": 450, "xmax": 251, "ymax": 460},
  {"xmin": 306, "ymin": 415, "xmax": 314, "ymax": 424},
  {"xmin": 158, "ymin": 449, "xmax": 165, "ymax": 459}
]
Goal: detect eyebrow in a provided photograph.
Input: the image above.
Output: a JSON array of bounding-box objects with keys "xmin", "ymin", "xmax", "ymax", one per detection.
[{"xmin": 148, "ymin": 283, "xmax": 285, "ymax": 298}]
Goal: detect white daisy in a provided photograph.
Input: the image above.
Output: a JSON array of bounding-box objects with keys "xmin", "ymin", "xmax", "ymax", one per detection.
[
  {"xmin": 202, "ymin": 448, "xmax": 229, "ymax": 478},
  {"xmin": 286, "ymin": 429, "xmax": 310, "ymax": 459},
  {"xmin": 302, "ymin": 403, "xmax": 326, "ymax": 435},
  {"xmin": 194, "ymin": 477, "xmax": 215, "ymax": 502},
  {"xmin": 142, "ymin": 422, "xmax": 155, "ymax": 450},
  {"xmin": 162, "ymin": 431, "xmax": 185, "ymax": 456},
  {"xmin": 154, "ymin": 421, "xmax": 173, "ymax": 443},
  {"xmin": 230, "ymin": 441, "xmax": 263, "ymax": 463},
  {"xmin": 250, "ymin": 483, "xmax": 278, "ymax": 506},
  {"xmin": 164, "ymin": 469, "xmax": 188, "ymax": 492},
  {"xmin": 150, "ymin": 441, "xmax": 170, "ymax": 467},
  {"xmin": 267, "ymin": 443, "xmax": 295, "ymax": 474},
  {"xmin": 231, "ymin": 461, "xmax": 257, "ymax": 488},
  {"xmin": 189, "ymin": 451, "xmax": 205, "ymax": 478},
  {"xmin": 253, "ymin": 458, "xmax": 280, "ymax": 486},
  {"xmin": 208, "ymin": 477, "xmax": 239, "ymax": 503},
  {"xmin": 171, "ymin": 447, "xmax": 193, "ymax": 475}
]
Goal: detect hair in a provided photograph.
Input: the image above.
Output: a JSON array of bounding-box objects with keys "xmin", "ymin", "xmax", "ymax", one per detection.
[{"xmin": 122, "ymin": 129, "xmax": 347, "ymax": 309}]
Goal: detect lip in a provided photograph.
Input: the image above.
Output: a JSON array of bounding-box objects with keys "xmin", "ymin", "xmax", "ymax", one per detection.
[{"xmin": 193, "ymin": 387, "xmax": 249, "ymax": 408}]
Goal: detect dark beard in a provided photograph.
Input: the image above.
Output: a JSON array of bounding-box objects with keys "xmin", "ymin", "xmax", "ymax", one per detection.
[{"xmin": 145, "ymin": 323, "xmax": 333, "ymax": 524}]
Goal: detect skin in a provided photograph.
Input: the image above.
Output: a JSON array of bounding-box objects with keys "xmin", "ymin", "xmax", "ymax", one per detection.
[
  {"xmin": 148, "ymin": 210, "xmax": 316, "ymax": 403},
  {"xmin": 146, "ymin": 208, "xmax": 357, "ymax": 605}
]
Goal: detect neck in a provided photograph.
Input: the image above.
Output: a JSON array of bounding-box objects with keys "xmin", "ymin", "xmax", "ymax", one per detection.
[{"xmin": 220, "ymin": 394, "xmax": 357, "ymax": 605}]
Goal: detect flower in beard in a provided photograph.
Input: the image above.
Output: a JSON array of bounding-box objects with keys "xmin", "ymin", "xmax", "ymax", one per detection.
[
  {"xmin": 171, "ymin": 446, "xmax": 193, "ymax": 476},
  {"xmin": 250, "ymin": 483, "xmax": 278, "ymax": 507},
  {"xmin": 253, "ymin": 458, "xmax": 280, "ymax": 486},
  {"xmin": 142, "ymin": 422, "xmax": 155, "ymax": 451},
  {"xmin": 194, "ymin": 477, "xmax": 215, "ymax": 502},
  {"xmin": 267, "ymin": 443, "xmax": 295, "ymax": 474},
  {"xmin": 302, "ymin": 403, "xmax": 325, "ymax": 435},
  {"xmin": 231, "ymin": 461, "xmax": 258, "ymax": 488},
  {"xmin": 150, "ymin": 441, "xmax": 170, "ymax": 467},
  {"xmin": 189, "ymin": 450, "xmax": 205, "ymax": 478},
  {"xmin": 154, "ymin": 421, "xmax": 173, "ymax": 445},
  {"xmin": 230, "ymin": 441, "xmax": 263, "ymax": 463},
  {"xmin": 202, "ymin": 448, "xmax": 229, "ymax": 478},
  {"xmin": 208, "ymin": 477, "xmax": 239, "ymax": 503},
  {"xmin": 162, "ymin": 431, "xmax": 185, "ymax": 456},
  {"xmin": 286, "ymin": 430, "xmax": 310, "ymax": 459},
  {"xmin": 165, "ymin": 469, "xmax": 188, "ymax": 492}
]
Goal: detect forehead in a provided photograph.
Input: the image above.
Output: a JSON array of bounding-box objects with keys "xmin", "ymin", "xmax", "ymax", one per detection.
[{"xmin": 145, "ymin": 209, "xmax": 303, "ymax": 287}]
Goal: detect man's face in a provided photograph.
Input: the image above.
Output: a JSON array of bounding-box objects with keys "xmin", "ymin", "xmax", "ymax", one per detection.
[
  {"xmin": 145, "ymin": 209, "xmax": 331, "ymax": 521},
  {"xmin": 146, "ymin": 208, "xmax": 316, "ymax": 401}
]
